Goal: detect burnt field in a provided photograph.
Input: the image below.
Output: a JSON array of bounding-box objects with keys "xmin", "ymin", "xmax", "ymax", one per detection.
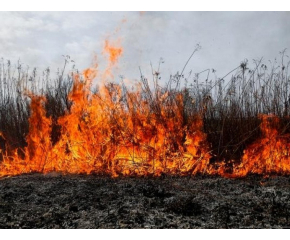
[{"xmin": 1, "ymin": 174, "xmax": 290, "ymax": 228}]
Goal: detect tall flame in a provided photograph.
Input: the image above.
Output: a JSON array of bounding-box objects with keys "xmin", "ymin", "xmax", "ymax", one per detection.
[
  {"xmin": 0, "ymin": 40, "xmax": 211, "ymax": 178},
  {"xmin": 1, "ymin": 39, "xmax": 290, "ymax": 179}
]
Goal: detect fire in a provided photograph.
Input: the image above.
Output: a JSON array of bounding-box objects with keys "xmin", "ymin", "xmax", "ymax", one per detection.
[
  {"xmin": 103, "ymin": 40, "xmax": 123, "ymax": 66},
  {"xmin": 0, "ymin": 40, "xmax": 211, "ymax": 178},
  {"xmin": 1, "ymin": 39, "xmax": 290, "ymax": 179},
  {"xmin": 231, "ymin": 114, "xmax": 290, "ymax": 177}
]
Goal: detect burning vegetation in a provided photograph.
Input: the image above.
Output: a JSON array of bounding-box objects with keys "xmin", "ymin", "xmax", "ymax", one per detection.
[{"xmin": 0, "ymin": 41, "xmax": 290, "ymax": 179}]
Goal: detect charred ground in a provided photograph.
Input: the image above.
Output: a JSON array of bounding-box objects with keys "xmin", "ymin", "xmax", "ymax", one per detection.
[{"xmin": 1, "ymin": 174, "xmax": 290, "ymax": 228}]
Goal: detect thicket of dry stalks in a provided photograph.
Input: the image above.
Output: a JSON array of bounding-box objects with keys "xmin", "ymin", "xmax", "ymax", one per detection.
[{"xmin": 0, "ymin": 49, "xmax": 290, "ymax": 175}]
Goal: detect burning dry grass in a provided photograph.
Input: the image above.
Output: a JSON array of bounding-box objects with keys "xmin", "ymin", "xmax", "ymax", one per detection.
[
  {"xmin": 0, "ymin": 42, "xmax": 290, "ymax": 178},
  {"xmin": 0, "ymin": 77, "xmax": 211, "ymax": 177}
]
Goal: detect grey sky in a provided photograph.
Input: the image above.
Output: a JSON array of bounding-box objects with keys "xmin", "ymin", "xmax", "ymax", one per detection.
[{"xmin": 0, "ymin": 12, "xmax": 289, "ymax": 84}]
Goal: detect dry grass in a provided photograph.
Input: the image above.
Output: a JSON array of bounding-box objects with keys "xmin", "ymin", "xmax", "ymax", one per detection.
[{"xmin": 0, "ymin": 50, "xmax": 290, "ymax": 168}]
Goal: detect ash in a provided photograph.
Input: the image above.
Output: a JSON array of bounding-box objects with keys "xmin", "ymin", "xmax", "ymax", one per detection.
[{"xmin": 1, "ymin": 174, "xmax": 290, "ymax": 228}]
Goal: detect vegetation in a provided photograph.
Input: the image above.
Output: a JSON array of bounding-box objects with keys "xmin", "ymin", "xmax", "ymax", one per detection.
[{"xmin": 0, "ymin": 49, "xmax": 290, "ymax": 171}]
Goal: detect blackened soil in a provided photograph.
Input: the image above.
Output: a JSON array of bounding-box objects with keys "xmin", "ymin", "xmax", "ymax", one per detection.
[{"xmin": 1, "ymin": 173, "xmax": 290, "ymax": 228}]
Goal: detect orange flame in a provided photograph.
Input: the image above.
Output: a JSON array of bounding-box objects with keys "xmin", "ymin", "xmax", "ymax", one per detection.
[
  {"xmin": 103, "ymin": 40, "xmax": 123, "ymax": 66},
  {"xmin": 0, "ymin": 40, "xmax": 211, "ymax": 178},
  {"xmin": 231, "ymin": 114, "xmax": 290, "ymax": 177},
  {"xmin": 101, "ymin": 39, "xmax": 123, "ymax": 82},
  {"xmin": 1, "ymin": 39, "xmax": 290, "ymax": 179},
  {"xmin": 0, "ymin": 79, "xmax": 211, "ymax": 178}
]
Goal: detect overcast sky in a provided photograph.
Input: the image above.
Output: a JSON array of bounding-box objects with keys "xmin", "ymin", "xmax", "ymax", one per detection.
[{"xmin": 0, "ymin": 12, "xmax": 289, "ymax": 84}]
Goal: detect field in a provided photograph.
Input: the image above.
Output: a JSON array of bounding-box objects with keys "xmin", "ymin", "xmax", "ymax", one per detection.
[
  {"xmin": 0, "ymin": 44, "xmax": 290, "ymax": 228},
  {"xmin": 1, "ymin": 174, "xmax": 290, "ymax": 228}
]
